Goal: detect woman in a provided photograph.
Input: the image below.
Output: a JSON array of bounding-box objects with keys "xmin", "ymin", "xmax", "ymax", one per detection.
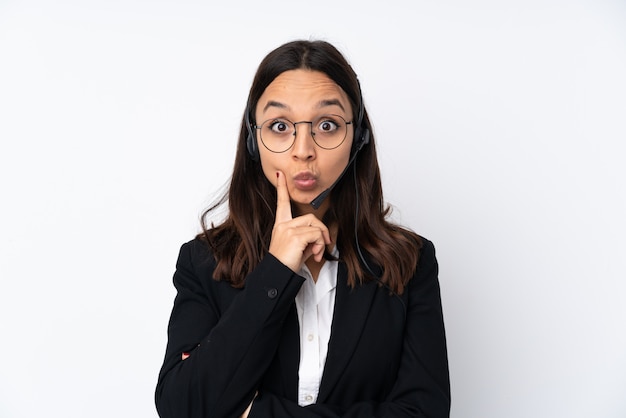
[{"xmin": 155, "ymin": 40, "xmax": 450, "ymax": 418}]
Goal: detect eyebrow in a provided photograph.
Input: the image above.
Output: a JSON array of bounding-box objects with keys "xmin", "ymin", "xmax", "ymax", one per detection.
[
  {"xmin": 262, "ymin": 100, "xmax": 288, "ymax": 113},
  {"xmin": 261, "ymin": 99, "xmax": 346, "ymax": 113},
  {"xmin": 317, "ymin": 99, "xmax": 346, "ymax": 112}
]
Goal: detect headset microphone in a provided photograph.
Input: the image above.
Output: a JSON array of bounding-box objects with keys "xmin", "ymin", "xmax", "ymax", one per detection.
[{"xmin": 310, "ymin": 128, "xmax": 369, "ymax": 210}]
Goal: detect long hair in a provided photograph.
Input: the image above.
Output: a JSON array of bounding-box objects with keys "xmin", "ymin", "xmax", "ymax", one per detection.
[{"xmin": 199, "ymin": 40, "xmax": 422, "ymax": 294}]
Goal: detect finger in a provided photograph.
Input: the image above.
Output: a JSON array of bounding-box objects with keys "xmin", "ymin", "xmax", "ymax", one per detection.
[
  {"xmin": 300, "ymin": 231, "xmax": 329, "ymax": 263},
  {"xmin": 300, "ymin": 215, "xmax": 332, "ymax": 245},
  {"xmin": 275, "ymin": 171, "xmax": 293, "ymax": 223},
  {"xmin": 310, "ymin": 242, "xmax": 327, "ymax": 263}
]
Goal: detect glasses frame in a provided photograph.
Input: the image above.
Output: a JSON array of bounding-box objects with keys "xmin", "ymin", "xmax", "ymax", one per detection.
[{"xmin": 254, "ymin": 114, "xmax": 353, "ymax": 154}]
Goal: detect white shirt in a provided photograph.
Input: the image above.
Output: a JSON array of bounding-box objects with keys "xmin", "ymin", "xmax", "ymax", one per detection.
[{"xmin": 295, "ymin": 249, "xmax": 338, "ymax": 406}]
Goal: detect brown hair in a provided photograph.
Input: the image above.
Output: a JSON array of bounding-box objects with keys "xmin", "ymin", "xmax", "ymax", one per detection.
[{"xmin": 198, "ymin": 40, "xmax": 422, "ymax": 295}]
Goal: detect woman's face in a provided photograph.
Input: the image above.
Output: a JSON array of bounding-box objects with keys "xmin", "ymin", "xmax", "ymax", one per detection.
[{"xmin": 255, "ymin": 69, "xmax": 354, "ymax": 215}]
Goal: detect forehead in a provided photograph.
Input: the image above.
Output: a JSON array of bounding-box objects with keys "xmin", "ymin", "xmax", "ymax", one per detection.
[{"xmin": 256, "ymin": 69, "xmax": 352, "ymax": 116}]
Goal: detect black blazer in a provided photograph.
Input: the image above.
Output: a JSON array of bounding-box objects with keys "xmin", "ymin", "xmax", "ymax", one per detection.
[{"xmin": 155, "ymin": 237, "xmax": 450, "ymax": 418}]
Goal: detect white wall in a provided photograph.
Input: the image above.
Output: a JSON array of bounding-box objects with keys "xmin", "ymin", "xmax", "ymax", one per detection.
[{"xmin": 1, "ymin": 1, "xmax": 624, "ymax": 417}]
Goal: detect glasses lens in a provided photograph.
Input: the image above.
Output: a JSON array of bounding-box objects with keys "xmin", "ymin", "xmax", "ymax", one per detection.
[
  {"xmin": 259, "ymin": 118, "xmax": 296, "ymax": 153},
  {"xmin": 258, "ymin": 114, "xmax": 349, "ymax": 153},
  {"xmin": 310, "ymin": 114, "xmax": 348, "ymax": 150}
]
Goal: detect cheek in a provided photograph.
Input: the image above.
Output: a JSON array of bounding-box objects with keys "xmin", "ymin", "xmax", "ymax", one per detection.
[
  {"xmin": 259, "ymin": 153, "xmax": 280, "ymax": 185},
  {"xmin": 323, "ymin": 150, "xmax": 352, "ymax": 178}
]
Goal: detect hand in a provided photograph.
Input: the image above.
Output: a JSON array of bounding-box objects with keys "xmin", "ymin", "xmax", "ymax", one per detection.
[{"xmin": 269, "ymin": 171, "xmax": 331, "ymax": 272}]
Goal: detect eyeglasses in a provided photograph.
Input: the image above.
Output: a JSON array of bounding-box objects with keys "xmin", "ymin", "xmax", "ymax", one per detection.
[{"xmin": 255, "ymin": 114, "xmax": 352, "ymax": 153}]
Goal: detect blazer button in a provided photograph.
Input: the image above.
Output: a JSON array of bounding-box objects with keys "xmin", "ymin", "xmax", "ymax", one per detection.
[{"xmin": 267, "ymin": 288, "xmax": 278, "ymax": 299}]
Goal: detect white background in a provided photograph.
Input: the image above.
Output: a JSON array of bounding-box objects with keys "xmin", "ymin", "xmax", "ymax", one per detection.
[{"xmin": 1, "ymin": 0, "xmax": 625, "ymax": 417}]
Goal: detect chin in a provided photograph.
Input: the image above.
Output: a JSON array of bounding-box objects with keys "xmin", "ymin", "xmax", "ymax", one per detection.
[
  {"xmin": 290, "ymin": 194, "xmax": 313, "ymax": 206},
  {"xmin": 290, "ymin": 195, "xmax": 315, "ymax": 211}
]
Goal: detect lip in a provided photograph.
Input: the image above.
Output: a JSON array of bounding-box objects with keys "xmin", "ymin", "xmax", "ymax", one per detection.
[{"xmin": 292, "ymin": 171, "xmax": 318, "ymax": 191}]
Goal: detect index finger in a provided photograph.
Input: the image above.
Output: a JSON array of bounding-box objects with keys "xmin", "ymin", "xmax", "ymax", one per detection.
[{"xmin": 275, "ymin": 171, "xmax": 293, "ymax": 223}]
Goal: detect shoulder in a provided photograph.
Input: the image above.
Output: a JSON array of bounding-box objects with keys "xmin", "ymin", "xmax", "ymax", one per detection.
[
  {"xmin": 417, "ymin": 236, "xmax": 436, "ymax": 264},
  {"xmin": 391, "ymin": 232, "xmax": 436, "ymax": 273},
  {"xmin": 175, "ymin": 236, "xmax": 301, "ymax": 289},
  {"xmin": 176, "ymin": 236, "xmax": 214, "ymax": 267},
  {"xmin": 172, "ymin": 237, "xmax": 218, "ymax": 289},
  {"xmin": 179, "ymin": 235, "xmax": 212, "ymax": 259},
  {"xmin": 409, "ymin": 235, "xmax": 439, "ymax": 287}
]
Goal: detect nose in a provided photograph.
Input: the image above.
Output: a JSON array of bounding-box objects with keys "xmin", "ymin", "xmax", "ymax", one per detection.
[{"xmin": 291, "ymin": 121, "xmax": 316, "ymax": 160}]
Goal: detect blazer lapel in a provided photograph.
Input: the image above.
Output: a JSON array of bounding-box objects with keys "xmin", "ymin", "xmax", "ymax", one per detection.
[{"xmin": 316, "ymin": 262, "xmax": 378, "ymax": 402}]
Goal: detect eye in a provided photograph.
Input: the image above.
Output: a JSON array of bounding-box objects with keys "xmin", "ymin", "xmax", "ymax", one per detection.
[
  {"xmin": 316, "ymin": 118, "xmax": 339, "ymax": 133},
  {"xmin": 269, "ymin": 119, "xmax": 291, "ymax": 134}
]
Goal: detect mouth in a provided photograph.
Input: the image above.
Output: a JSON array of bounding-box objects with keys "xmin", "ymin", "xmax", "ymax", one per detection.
[{"xmin": 292, "ymin": 172, "xmax": 318, "ymax": 191}]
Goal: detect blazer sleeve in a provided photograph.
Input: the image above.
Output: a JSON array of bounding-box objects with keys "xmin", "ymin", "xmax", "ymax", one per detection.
[
  {"xmin": 247, "ymin": 238, "xmax": 451, "ymax": 418},
  {"xmin": 155, "ymin": 239, "xmax": 306, "ymax": 418}
]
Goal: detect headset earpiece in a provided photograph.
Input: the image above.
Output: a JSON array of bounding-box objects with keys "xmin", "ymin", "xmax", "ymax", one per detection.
[
  {"xmin": 246, "ymin": 132, "xmax": 259, "ymax": 161},
  {"xmin": 360, "ymin": 128, "xmax": 370, "ymax": 148},
  {"xmin": 352, "ymin": 127, "xmax": 370, "ymax": 153},
  {"xmin": 352, "ymin": 79, "xmax": 370, "ymax": 154},
  {"xmin": 245, "ymin": 106, "xmax": 259, "ymax": 161}
]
